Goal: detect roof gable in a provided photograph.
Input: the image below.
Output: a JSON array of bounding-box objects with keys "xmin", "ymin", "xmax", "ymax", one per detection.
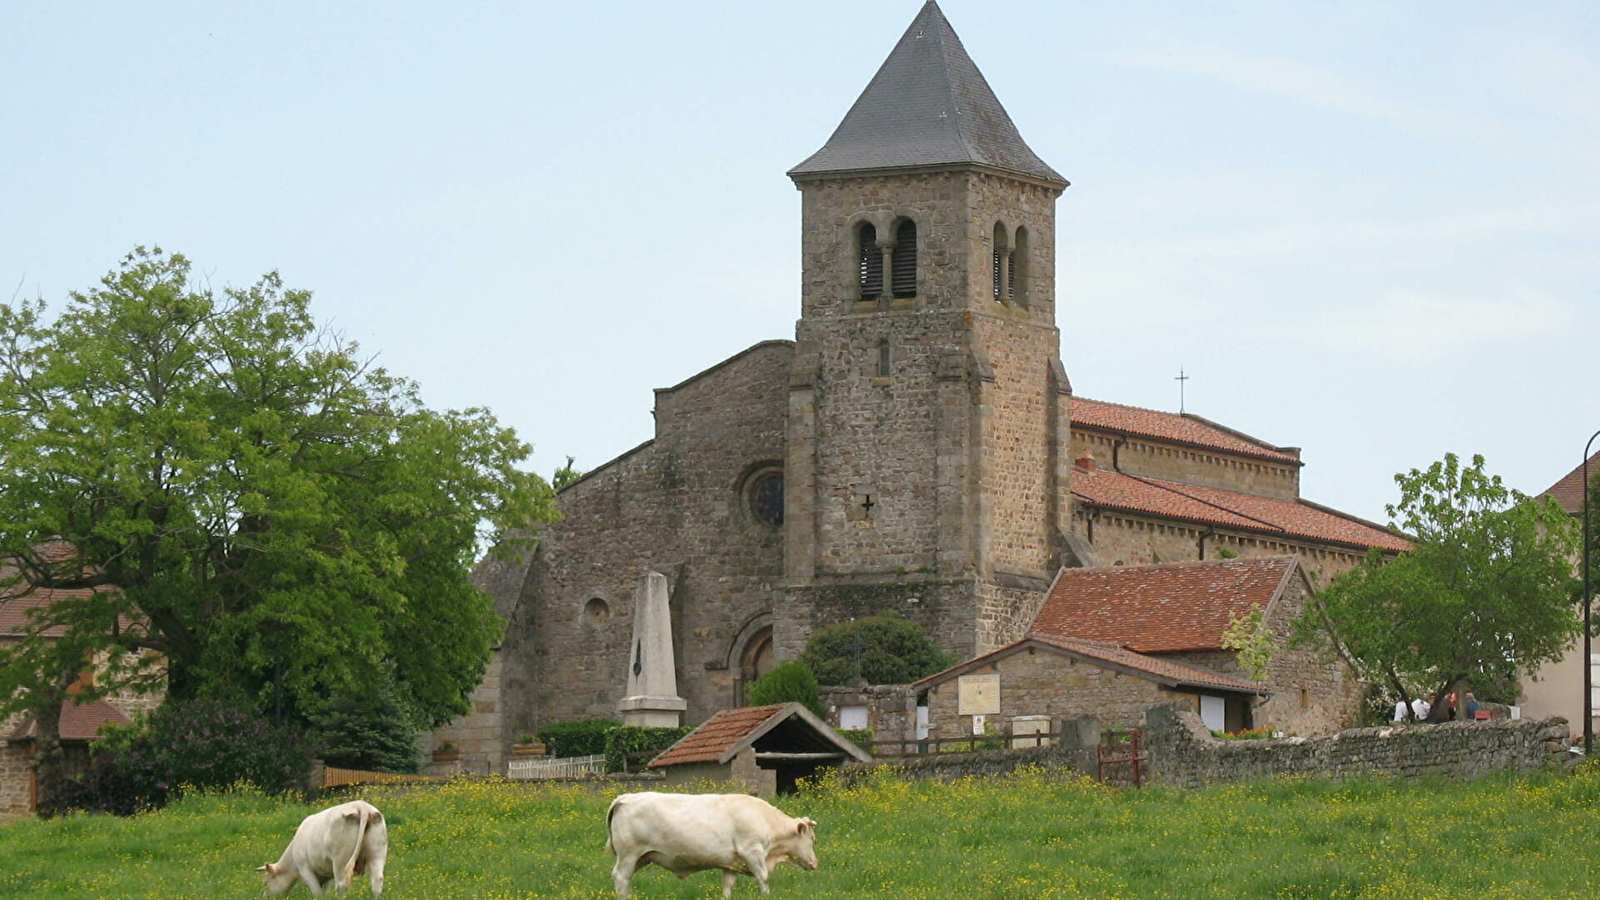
[
  {"xmin": 8, "ymin": 699, "xmax": 131, "ymax": 742},
  {"xmin": 1541, "ymin": 451, "xmax": 1599, "ymax": 515},
  {"xmin": 648, "ymin": 703, "xmax": 871, "ymax": 769},
  {"xmin": 788, "ymin": 1, "xmax": 1064, "ymax": 185},
  {"xmin": 1031, "ymin": 556, "xmax": 1300, "ymax": 653}
]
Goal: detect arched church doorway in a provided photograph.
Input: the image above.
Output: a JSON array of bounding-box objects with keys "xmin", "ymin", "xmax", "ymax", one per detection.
[{"xmin": 731, "ymin": 620, "xmax": 776, "ymax": 707}]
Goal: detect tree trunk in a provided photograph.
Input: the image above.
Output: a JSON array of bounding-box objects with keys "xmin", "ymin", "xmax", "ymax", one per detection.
[{"xmin": 29, "ymin": 669, "xmax": 78, "ymax": 818}]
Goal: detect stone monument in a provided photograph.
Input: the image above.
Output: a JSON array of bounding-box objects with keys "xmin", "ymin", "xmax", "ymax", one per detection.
[{"xmin": 617, "ymin": 571, "xmax": 687, "ymax": 727}]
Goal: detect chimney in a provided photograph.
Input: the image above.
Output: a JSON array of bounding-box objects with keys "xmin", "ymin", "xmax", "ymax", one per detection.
[{"xmin": 1075, "ymin": 450, "xmax": 1097, "ymax": 471}]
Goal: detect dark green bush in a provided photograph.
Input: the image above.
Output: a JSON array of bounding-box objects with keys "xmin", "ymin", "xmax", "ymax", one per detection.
[
  {"xmin": 801, "ymin": 612, "xmax": 954, "ymax": 685},
  {"xmin": 63, "ymin": 698, "xmax": 314, "ymax": 815},
  {"xmin": 746, "ymin": 660, "xmax": 824, "ymax": 717},
  {"xmin": 310, "ymin": 681, "xmax": 421, "ymax": 773},
  {"xmin": 604, "ymin": 725, "xmax": 693, "ymax": 773},
  {"xmin": 839, "ymin": 728, "xmax": 873, "ymax": 746},
  {"xmin": 536, "ymin": 718, "xmax": 619, "ymax": 757}
]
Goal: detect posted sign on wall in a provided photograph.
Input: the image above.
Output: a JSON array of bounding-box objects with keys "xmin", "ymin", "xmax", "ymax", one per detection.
[{"xmin": 957, "ymin": 673, "xmax": 1000, "ymax": 716}]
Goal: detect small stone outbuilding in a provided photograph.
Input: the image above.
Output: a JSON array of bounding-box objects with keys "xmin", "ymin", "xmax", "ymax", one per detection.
[
  {"xmin": 914, "ymin": 633, "xmax": 1268, "ymax": 739},
  {"xmin": 647, "ymin": 703, "xmax": 870, "ymax": 796}
]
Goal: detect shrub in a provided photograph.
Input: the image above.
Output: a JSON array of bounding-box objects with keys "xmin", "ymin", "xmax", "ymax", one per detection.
[
  {"xmin": 536, "ymin": 718, "xmax": 619, "ymax": 757},
  {"xmin": 746, "ymin": 660, "xmax": 824, "ymax": 717},
  {"xmin": 839, "ymin": 728, "xmax": 873, "ymax": 746},
  {"xmin": 64, "ymin": 698, "xmax": 314, "ymax": 815},
  {"xmin": 801, "ymin": 612, "xmax": 954, "ymax": 685},
  {"xmin": 310, "ymin": 682, "xmax": 421, "ymax": 774},
  {"xmin": 604, "ymin": 725, "xmax": 693, "ymax": 773}
]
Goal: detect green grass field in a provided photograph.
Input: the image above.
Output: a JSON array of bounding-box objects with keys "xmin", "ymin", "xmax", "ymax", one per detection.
[{"xmin": 3, "ymin": 766, "xmax": 1598, "ymax": 900}]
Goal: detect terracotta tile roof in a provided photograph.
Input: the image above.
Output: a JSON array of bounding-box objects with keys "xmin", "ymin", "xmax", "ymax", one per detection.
[
  {"xmin": 8, "ymin": 699, "xmax": 132, "ymax": 742},
  {"xmin": 910, "ymin": 633, "xmax": 1266, "ymax": 695},
  {"xmin": 0, "ymin": 588, "xmax": 113, "ymax": 638},
  {"xmin": 1025, "ymin": 633, "xmax": 1267, "ymax": 694},
  {"xmin": 1031, "ymin": 557, "xmax": 1297, "ymax": 653},
  {"xmin": 1071, "ymin": 466, "xmax": 1411, "ymax": 552},
  {"xmin": 647, "ymin": 705, "xmax": 789, "ymax": 768},
  {"xmin": 1541, "ymin": 451, "xmax": 1600, "ymax": 515},
  {"xmin": 1071, "ymin": 397, "xmax": 1302, "ymax": 465}
]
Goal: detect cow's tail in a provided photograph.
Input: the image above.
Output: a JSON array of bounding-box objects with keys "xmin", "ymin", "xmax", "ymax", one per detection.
[
  {"xmin": 342, "ymin": 804, "xmax": 374, "ymax": 886},
  {"xmin": 604, "ymin": 795, "xmax": 626, "ymax": 855}
]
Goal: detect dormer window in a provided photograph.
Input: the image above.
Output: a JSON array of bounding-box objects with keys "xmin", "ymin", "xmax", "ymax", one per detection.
[
  {"xmin": 891, "ymin": 220, "xmax": 917, "ymax": 298},
  {"xmin": 857, "ymin": 223, "xmax": 883, "ymax": 300}
]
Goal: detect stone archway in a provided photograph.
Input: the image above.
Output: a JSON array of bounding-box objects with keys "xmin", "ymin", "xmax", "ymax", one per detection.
[{"xmin": 729, "ymin": 614, "xmax": 776, "ymax": 707}]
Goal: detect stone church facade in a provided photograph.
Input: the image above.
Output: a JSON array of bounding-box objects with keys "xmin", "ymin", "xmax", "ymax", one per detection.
[{"xmin": 431, "ymin": 2, "xmax": 1408, "ymax": 768}]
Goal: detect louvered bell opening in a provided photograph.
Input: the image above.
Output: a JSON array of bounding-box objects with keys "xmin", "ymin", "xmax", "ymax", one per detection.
[
  {"xmin": 992, "ymin": 250, "xmax": 1003, "ymax": 300},
  {"xmin": 1007, "ymin": 250, "xmax": 1016, "ymax": 297},
  {"xmin": 858, "ymin": 224, "xmax": 882, "ymax": 300},
  {"xmin": 892, "ymin": 221, "xmax": 917, "ymax": 298}
]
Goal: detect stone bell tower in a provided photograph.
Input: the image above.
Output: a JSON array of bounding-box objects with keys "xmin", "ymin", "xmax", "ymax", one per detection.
[{"xmin": 780, "ymin": 1, "xmax": 1074, "ymax": 660}]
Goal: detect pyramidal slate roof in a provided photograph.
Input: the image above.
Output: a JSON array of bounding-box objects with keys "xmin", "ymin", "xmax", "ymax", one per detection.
[{"xmin": 789, "ymin": 1, "xmax": 1065, "ymax": 185}]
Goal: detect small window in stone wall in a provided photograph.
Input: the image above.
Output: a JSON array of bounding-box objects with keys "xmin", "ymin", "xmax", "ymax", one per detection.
[
  {"xmin": 876, "ymin": 340, "xmax": 891, "ymax": 377},
  {"xmin": 748, "ymin": 470, "xmax": 785, "ymax": 528},
  {"xmin": 584, "ymin": 597, "xmax": 611, "ymax": 628}
]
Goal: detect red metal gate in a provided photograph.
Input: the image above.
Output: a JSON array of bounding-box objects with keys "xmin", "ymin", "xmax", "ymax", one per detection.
[{"xmin": 1096, "ymin": 729, "xmax": 1147, "ymax": 786}]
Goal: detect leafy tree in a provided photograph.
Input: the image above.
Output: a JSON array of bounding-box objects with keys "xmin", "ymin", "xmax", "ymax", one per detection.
[
  {"xmin": 1220, "ymin": 604, "xmax": 1273, "ymax": 681},
  {"xmin": 745, "ymin": 660, "xmax": 824, "ymax": 717},
  {"xmin": 0, "ymin": 248, "xmax": 557, "ymax": 810},
  {"xmin": 1295, "ymin": 453, "xmax": 1578, "ymax": 721},
  {"xmin": 801, "ymin": 612, "xmax": 954, "ymax": 685}
]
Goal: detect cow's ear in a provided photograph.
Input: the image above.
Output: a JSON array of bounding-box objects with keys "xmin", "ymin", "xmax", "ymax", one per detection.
[
  {"xmin": 255, "ymin": 864, "xmax": 273, "ymax": 874},
  {"xmin": 795, "ymin": 819, "xmax": 811, "ymax": 836}
]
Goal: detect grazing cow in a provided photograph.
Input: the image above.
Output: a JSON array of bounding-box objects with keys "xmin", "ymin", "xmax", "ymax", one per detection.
[
  {"xmin": 605, "ymin": 791, "xmax": 819, "ymax": 898},
  {"xmin": 256, "ymin": 799, "xmax": 388, "ymax": 897}
]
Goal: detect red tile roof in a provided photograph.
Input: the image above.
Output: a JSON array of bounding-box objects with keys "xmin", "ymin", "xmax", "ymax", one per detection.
[
  {"xmin": 911, "ymin": 633, "xmax": 1266, "ymax": 695},
  {"xmin": 1031, "ymin": 557, "xmax": 1299, "ymax": 653},
  {"xmin": 1071, "ymin": 397, "xmax": 1302, "ymax": 465},
  {"xmin": 1541, "ymin": 451, "xmax": 1600, "ymax": 515},
  {"xmin": 0, "ymin": 588, "xmax": 114, "ymax": 638},
  {"xmin": 1071, "ymin": 466, "xmax": 1411, "ymax": 552},
  {"xmin": 647, "ymin": 705, "xmax": 789, "ymax": 768},
  {"xmin": 8, "ymin": 699, "xmax": 132, "ymax": 742}
]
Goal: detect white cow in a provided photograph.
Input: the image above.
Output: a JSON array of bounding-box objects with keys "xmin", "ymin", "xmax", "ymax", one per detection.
[
  {"xmin": 606, "ymin": 791, "xmax": 818, "ymax": 899},
  {"xmin": 256, "ymin": 799, "xmax": 389, "ymax": 897}
]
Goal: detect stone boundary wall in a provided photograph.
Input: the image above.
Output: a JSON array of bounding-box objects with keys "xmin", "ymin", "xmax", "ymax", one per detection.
[{"xmin": 1145, "ymin": 703, "xmax": 1571, "ymax": 788}]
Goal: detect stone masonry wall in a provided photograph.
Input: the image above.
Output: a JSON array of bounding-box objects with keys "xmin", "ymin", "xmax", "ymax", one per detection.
[
  {"xmin": 0, "ymin": 742, "xmax": 31, "ymax": 821},
  {"xmin": 1145, "ymin": 703, "xmax": 1571, "ymax": 788},
  {"xmin": 505, "ymin": 342, "xmax": 792, "ymax": 738},
  {"xmin": 1073, "ymin": 431, "xmax": 1300, "ymax": 500},
  {"xmin": 924, "ymin": 644, "xmax": 1192, "ymax": 738},
  {"xmin": 1160, "ymin": 575, "xmax": 1363, "ymax": 735},
  {"xmin": 1074, "ymin": 509, "xmax": 1368, "ymax": 587},
  {"xmin": 424, "ymin": 651, "xmax": 503, "ymax": 775}
]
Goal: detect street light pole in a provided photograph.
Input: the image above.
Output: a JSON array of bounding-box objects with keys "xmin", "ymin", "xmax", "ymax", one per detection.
[{"xmin": 1584, "ymin": 430, "xmax": 1599, "ymax": 755}]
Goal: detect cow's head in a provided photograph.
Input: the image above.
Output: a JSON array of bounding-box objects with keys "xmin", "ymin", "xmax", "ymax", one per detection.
[
  {"xmin": 254, "ymin": 862, "xmax": 297, "ymax": 896},
  {"xmin": 784, "ymin": 817, "xmax": 820, "ymax": 871}
]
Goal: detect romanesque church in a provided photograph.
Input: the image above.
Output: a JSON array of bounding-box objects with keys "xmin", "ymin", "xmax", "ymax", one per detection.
[{"xmin": 436, "ymin": 2, "xmax": 1408, "ymax": 770}]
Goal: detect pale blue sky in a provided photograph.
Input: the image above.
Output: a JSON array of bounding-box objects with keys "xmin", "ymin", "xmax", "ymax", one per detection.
[{"xmin": 4, "ymin": 1, "xmax": 1597, "ymax": 523}]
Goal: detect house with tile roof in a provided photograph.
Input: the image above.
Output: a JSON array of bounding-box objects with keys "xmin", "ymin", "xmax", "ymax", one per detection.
[
  {"xmin": 1516, "ymin": 451, "xmax": 1600, "ymax": 735},
  {"xmin": 647, "ymin": 703, "xmax": 871, "ymax": 796},
  {"xmin": 441, "ymin": 2, "xmax": 1406, "ymax": 768},
  {"xmin": 0, "ymin": 548, "xmax": 163, "ymax": 820},
  {"xmin": 925, "ymin": 556, "xmax": 1359, "ymax": 735}
]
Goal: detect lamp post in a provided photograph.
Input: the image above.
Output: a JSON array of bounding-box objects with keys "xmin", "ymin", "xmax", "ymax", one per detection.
[{"xmin": 1584, "ymin": 430, "xmax": 1599, "ymax": 755}]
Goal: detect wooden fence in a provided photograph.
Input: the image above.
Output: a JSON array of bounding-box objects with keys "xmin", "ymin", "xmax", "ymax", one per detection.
[
  {"xmin": 859, "ymin": 725, "xmax": 1063, "ymax": 759},
  {"xmin": 507, "ymin": 753, "xmax": 607, "ymax": 780},
  {"xmin": 322, "ymin": 766, "xmax": 441, "ymax": 788}
]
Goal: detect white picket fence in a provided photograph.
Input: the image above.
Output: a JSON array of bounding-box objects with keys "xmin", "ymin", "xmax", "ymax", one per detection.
[{"xmin": 507, "ymin": 753, "xmax": 606, "ymax": 780}]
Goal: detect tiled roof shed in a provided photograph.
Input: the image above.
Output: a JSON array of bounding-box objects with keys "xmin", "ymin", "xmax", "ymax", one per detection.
[
  {"xmin": 1031, "ymin": 556, "xmax": 1306, "ymax": 654},
  {"xmin": 648, "ymin": 703, "xmax": 871, "ymax": 769},
  {"xmin": 8, "ymin": 699, "xmax": 131, "ymax": 743}
]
